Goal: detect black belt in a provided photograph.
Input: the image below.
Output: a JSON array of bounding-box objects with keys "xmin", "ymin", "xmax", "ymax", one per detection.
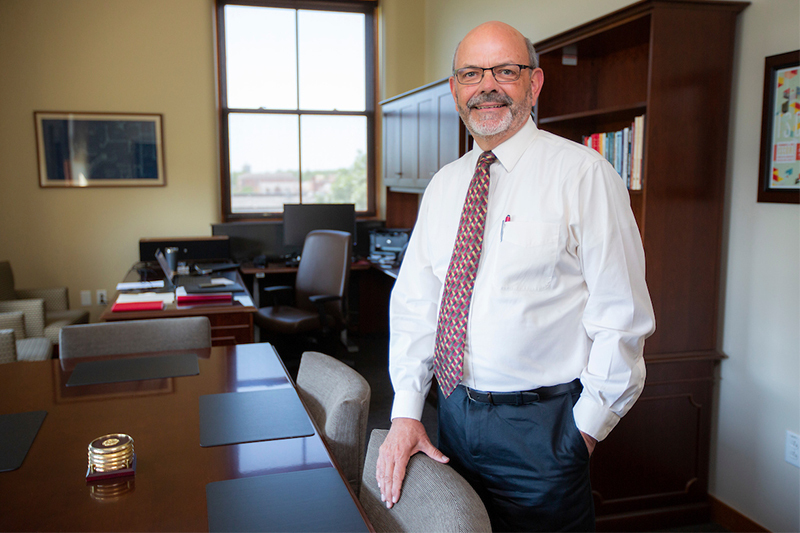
[{"xmin": 464, "ymin": 378, "xmax": 582, "ymax": 405}]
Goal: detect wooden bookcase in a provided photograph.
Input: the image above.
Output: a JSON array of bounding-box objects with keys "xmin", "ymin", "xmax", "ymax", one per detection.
[{"xmin": 534, "ymin": 0, "xmax": 748, "ymax": 529}]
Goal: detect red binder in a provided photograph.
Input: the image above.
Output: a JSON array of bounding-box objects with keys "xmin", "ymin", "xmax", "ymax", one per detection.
[{"xmin": 111, "ymin": 301, "xmax": 165, "ymax": 312}]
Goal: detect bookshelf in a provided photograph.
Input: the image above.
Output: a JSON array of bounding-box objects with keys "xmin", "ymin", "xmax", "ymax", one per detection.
[{"xmin": 534, "ymin": 0, "xmax": 748, "ymax": 529}]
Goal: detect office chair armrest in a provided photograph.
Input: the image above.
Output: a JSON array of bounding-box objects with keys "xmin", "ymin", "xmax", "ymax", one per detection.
[
  {"xmin": 307, "ymin": 294, "xmax": 341, "ymax": 304},
  {"xmin": 262, "ymin": 285, "xmax": 293, "ymax": 308},
  {"xmin": 308, "ymin": 294, "xmax": 342, "ymax": 334}
]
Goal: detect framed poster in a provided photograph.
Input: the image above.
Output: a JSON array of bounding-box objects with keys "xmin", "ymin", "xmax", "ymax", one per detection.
[
  {"xmin": 35, "ymin": 112, "xmax": 165, "ymax": 188},
  {"xmin": 758, "ymin": 51, "xmax": 800, "ymax": 204}
]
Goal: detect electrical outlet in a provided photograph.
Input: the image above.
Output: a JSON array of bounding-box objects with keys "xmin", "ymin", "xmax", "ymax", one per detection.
[
  {"xmin": 787, "ymin": 431, "xmax": 800, "ymax": 468},
  {"xmin": 96, "ymin": 289, "xmax": 107, "ymax": 306},
  {"xmin": 80, "ymin": 290, "xmax": 92, "ymax": 306}
]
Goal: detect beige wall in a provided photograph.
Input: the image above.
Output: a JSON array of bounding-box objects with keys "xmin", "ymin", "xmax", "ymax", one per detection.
[
  {"xmin": 1, "ymin": 1, "xmax": 797, "ymax": 529},
  {"xmin": 379, "ymin": 0, "xmax": 428, "ymax": 99},
  {"xmin": 0, "ymin": 0, "xmax": 219, "ymax": 320},
  {"xmin": 715, "ymin": 1, "xmax": 799, "ymax": 531}
]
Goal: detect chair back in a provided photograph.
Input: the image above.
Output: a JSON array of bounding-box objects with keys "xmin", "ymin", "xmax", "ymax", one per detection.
[
  {"xmin": 0, "ymin": 261, "xmax": 15, "ymax": 301},
  {"xmin": 360, "ymin": 429, "xmax": 492, "ymax": 533},
  {"xmin": 294, "ymin": 230, "xmax": 351, "ymax": 329},
  {"xmin": 59, "ymin": 317, "xmax": 211, "ymax": 359},
  {"xmin": 296, "ymin": 351, "xmax": 370, "ymax": 494}
]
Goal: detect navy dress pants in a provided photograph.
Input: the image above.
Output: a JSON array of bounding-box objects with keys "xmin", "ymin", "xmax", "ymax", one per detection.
[{"xmin": 437, "ymin": 384, "xmax": 595, "ymax": 532}]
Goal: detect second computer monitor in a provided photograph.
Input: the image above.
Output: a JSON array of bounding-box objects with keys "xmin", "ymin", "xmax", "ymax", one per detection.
[{"xmin": 282, "ymin": 203, "xmax": 356, "ymax": 253}]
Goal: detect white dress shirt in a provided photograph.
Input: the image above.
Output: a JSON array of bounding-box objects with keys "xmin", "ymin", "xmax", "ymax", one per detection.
[{"xmin": 389, "ymin": 117, "xmax": 655, "ymax": 441}]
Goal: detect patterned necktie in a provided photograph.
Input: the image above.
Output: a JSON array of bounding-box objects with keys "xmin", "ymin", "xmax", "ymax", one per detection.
[{"xmin": 434, "ymin": 151, "xmax": 497, "ymax": 397}]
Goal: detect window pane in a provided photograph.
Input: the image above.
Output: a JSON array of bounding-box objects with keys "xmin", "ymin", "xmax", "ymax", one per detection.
[
  {"xmin": 300, "ymin": 115, "xmax": 367, "ymax": 210},
  {"xmin": 298, "ymin": 10, "xmax": 365, "ymax": 111},
  {"xmin": 228, "ymin": 113, "xmax": 299, "ymax": 214},
  {"xmin": 224, "ymin": 6, "xmax": 297, "ymax": 110}
]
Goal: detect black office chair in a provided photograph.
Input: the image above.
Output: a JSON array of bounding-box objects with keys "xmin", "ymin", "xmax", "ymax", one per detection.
[{"xmin": 254, "ymin": 230, "xmax": 352, "ymax": 364}]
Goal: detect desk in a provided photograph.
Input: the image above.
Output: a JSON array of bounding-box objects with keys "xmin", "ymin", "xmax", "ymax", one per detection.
[
  {"xmin": 100, "ymin": 263, "xmax": 256, "ymax": 345},
  {"xmin": 0, "ymin": 343, "xmax": 373, "ymax": 532}
]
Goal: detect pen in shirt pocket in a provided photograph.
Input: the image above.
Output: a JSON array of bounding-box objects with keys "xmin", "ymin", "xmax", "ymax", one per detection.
[{"xmin": 501, "ymin": 215, "xmax": 511, "ymax": 241}]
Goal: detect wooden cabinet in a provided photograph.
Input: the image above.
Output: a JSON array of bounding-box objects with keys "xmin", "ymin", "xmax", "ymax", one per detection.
[
  {"xmin": 381, "ymin": 79, "xmax": 469, "ymax": 192},
  {"xmin": 533, "ymin": 1, "xmax": 747, "ymax": 529}
]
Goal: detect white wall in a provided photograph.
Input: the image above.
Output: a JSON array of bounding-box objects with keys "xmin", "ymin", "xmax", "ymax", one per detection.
[
  {"xmin": 714, "ymin": 1, "xmax": 800, "ymax": 531},
  {"xmin": 399, "ymin": 0, "xmax": 800, "ymax": 530}
]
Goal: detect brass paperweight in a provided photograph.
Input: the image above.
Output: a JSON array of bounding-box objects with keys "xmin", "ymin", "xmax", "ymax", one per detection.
[{"xmin": 86, "ymin": 434, "xmax": 136, "ymax": 482}]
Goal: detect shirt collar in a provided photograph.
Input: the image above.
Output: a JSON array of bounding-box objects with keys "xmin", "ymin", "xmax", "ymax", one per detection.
[{"xmin": 480, "ymin": 116, "xmax": 539, "ymax": 173}]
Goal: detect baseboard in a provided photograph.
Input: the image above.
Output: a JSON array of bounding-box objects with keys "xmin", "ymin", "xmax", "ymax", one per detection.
[
  {"xmin": 709, "ymin": 495, "xmax": 769, "ymax": 532},
  {"xmin": 596, "ymin": 502, "xmax": 711, "ymax": 531}
]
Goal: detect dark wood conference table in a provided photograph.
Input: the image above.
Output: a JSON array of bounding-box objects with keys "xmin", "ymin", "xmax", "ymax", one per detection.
[{"xmin": 0, "ymin": 343, "xmax": 373, "ymax": 532}]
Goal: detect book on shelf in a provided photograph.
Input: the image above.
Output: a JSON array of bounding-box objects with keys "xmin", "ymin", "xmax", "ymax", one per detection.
[{"xmin": 582, "ymin": 114, "xmax": 645, "ymax": 190}]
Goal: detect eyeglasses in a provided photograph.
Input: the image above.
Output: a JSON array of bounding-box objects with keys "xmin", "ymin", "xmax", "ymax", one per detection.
[{"xmin": 454, "ymin": 64, "xmax": 533, "ymax": 85}]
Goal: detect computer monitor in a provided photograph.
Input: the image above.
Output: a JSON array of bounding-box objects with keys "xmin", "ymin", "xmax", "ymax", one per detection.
[{"xmin": 282, "ymin": 203, "xmax": 356, "ymax": 253}]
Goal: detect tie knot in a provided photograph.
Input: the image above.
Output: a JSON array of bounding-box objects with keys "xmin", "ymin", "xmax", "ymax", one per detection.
[{"xmin": 477, "ymin": 151, "xmax": 497, "ymax": 170}]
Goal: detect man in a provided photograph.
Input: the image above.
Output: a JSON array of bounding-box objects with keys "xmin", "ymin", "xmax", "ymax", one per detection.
[{"xmin": 376, "ymin": 21, "xmax": 655, "ymax": 532}]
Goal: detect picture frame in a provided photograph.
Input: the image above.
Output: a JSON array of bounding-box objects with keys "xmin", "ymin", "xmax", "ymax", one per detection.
[
  {"xmin": 757, "ymin": 50, "xmax": 800, "ymax": 204},
  {"xmin": 34, "ymin": 111, "xmax": 166, "ymax": 188}
]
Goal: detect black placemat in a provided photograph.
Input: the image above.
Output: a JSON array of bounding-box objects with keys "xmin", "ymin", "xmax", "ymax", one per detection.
[
  {"xmin": 206, "ymin": 467, "xmax": 369, "ymax": 532},
  {"xmin": 0, "ymin": 411, "xmax": 47, "ymax": 472},
  {"xmin": 66, "ymin": 352, "xmax": 199, "ymax": 387},
  {"xmin": 199, "ymin": 388, "xmax": 314, "ymax": 447}
]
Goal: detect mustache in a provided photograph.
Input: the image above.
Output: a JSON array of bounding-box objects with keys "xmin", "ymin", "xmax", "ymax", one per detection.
[{"xmin": 467, "ymin": 91, "xmax": 513, "ymax": 109}]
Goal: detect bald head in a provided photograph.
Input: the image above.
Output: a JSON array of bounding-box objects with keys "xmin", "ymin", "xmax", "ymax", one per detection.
[
  {"xmin": 448, "ymin": 21, "xmax": 544, "ymax": 150},
  {"xmin": 452, "ymin": 21, "xmax": 538, "ymax": 73}
]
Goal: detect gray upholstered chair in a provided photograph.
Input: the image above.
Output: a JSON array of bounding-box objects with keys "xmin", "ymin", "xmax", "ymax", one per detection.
[
  {"xmin": 360, "ymin": 429, "xmax": 492, "ymax": 533},
  {"xmin": 0, "ymin": 260, "xmax": 89, "ymax": 346},
  {"xmin": 59, "ymin": 317, "xmax": 211, "ymax": 359},
  {"xmin": 296, "ymin": 350, "xmax": 370, "ymax": 494},
  {"xmin": 0, "ymin": 311, "xmax": 53, "ymax": 363}
]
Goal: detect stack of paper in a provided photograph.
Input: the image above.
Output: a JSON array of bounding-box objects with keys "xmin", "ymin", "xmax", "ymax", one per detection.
[{"xmin": 176, "ymin": 287, "xmax": 232, "ymax": 305}]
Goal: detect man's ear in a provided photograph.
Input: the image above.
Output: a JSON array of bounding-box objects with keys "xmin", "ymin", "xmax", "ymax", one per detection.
[
  {"xmin": 530, "ymin": 68, "xmax": 544, "ymax": 106},
  {"xmin": 449, "ymin": 75, "xmax": 458, "ymax": 106}
]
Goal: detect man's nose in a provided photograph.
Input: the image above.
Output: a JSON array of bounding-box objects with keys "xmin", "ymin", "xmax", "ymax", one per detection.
[{"xmin": 476, "ymin": 69, "xmax": 502, "ymax": 92}]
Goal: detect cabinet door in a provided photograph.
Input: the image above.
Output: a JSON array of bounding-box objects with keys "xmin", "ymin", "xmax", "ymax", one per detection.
[
  {"xmin": 382, "ymin": 105, "xmax": 403, "ymax": 187},
  {"xmin": 437, "ymin": 89, "xmax": 461, "ymax": 169},
  {"xmin": 400, "ymin": 102, "xmax": 418, "ymax": 186},
  {"xmin": 382, "ymin": 79, "xmax": 466, "ymax": 193},
  {"xmin": 417, "ymin": 94, "xmax": 438, "ymax": 187}
]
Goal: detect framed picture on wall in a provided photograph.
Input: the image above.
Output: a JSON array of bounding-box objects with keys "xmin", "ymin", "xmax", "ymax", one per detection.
[
  {"xmin": 34, "ymin": 111, "xmax": 166, "ymax": 188},
  {"xmin": 757, "ymin": 50, "xmax": 800, "ymax": 204}
]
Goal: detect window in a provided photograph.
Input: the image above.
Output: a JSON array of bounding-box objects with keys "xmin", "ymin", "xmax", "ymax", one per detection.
[{"xmin": 216, "ymin": 0, "xmax": 376, "ymax": 220}]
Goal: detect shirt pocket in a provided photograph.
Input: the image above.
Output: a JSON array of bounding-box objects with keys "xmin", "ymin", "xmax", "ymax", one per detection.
[{"xmin": 494, "ymin": 220, "xmax": 560, "ymax": 291}]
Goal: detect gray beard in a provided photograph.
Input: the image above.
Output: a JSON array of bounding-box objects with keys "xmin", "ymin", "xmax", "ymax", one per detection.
[
  {"xmin": 467, "ymin": 108, "xmax": 514, "ymax": 137},
  {"xmin": 459, "ymin": 90, "xmax": 529, "ymax": 139}
]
